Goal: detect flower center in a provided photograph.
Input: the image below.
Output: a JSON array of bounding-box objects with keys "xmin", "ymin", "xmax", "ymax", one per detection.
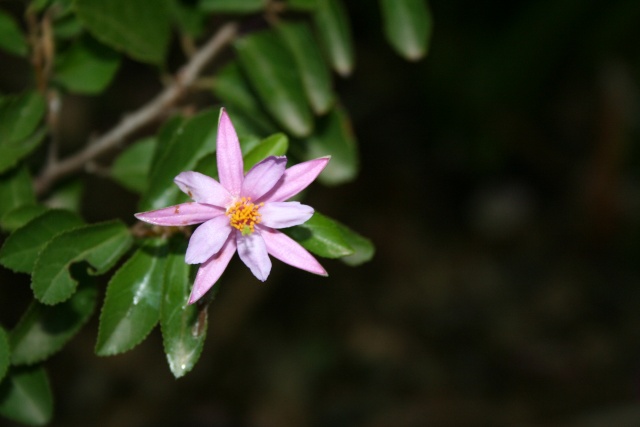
[{"xmin": 226, "ymin": 197, "xmax": 264, "ymax": 236}]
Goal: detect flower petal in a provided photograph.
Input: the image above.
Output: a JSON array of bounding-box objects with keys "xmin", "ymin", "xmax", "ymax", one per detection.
[
  {"xmin": 260, "ymin": 201, "xmax": 314, "ymax": 229},
  {"xmin": 241, "ymin": 156, "xmax": 287, "ymax": 200},
  {"xmin": 261, "ymin": 227, "xmax": 327, "ymax": 276},
  {"xmin": 259, "ymin": 156, "xmax": 330, "ymax": 202},
  {"xmin": 185, "ymin": 215, "xmax": 233, "ymax": 264},
  {"xmin": 174, "ymin": 171, "xmax": 231, "ymax": 207},
  {"xmin": 188, "ymin": 235, "xmax": 237, "ymax": 304},
  {"xmin": 236, "ymin": 230, "xmax": 271, "ymax": 281},
  {"xmin": 216, "ymin": 108, "xmax": 244, "ymax": 196},
  {"xmin": 134, "ymin": 203, "xmax": 222, "ymax": 226}
]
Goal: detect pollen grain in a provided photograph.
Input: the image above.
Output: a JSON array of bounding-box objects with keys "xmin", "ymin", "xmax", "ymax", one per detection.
[{"xmin": 226, "ymin": 197, "xmax": 263, "ymax": 235}]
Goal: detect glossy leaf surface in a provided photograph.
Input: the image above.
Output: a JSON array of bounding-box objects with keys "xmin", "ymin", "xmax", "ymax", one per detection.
[
  {"xmin": 111, "ymin": 137, "xmax": 156, "ymax": 193},
  {"xmin": 305, "ymin": 107, "xmax": 358, "ymax": 185},
  {"xmin": 284, "ymin": 212, "xmax": 353, "ymax": 258},
  {"xmin": 149, "ymin": 115, "xmax": 185, "ymax": 178},
  {"xmin": 199, "ymin": 0, "xmax": 265, "ymax": 12},
  {"xmin": 287, "ymin": 0, "xmax": 318, "ymax": 11},
  {"xmin": 213, "ymin": 62, "xmax": 276, "ymax": 135},
  {"xmin": 0, "ymin": 166, "xmax": 36, "ymax": 219},
  {"xmin": 10, "ymin": 284, "xmax": 97, "ymax": 365},
  {"xmin": 314, "ymin": 0, "xmax": 354, "ymax": 76},
  {"xmin": 0, "ymin": 366, "xmax": 52, "ymax": 426},
  {"xmin": 380, "ymin": 0, "xmax": 432, "ymax": 60},
  {"xmin": 54, "ymin": 34, "xmax": 121, "ymax": 94},
  {"xmin": 52, "ymin": 8, "xmax": 83, "ymax": 39},
  {"xmin": 141, "ymin": 110, "xmax": 218, "ymax": 211},
  {"xmin": 0, "ymin": 128, "xmax": 46, "ymax": 174},
  {"xmin": 161, "ymin": 238, "xmax": 207, "ymax": 378},
  {"xmin": 75, "ymin": 0, "xmax": 171, "ymax": 64},
  {"xmin": 170, "ymin": 0, "xmax": 206, "ymax": 37},
  {"xmin": 0, "ymin": 205, "xmax": 48, "ymax": 233},
  {"xmin": 96, "ymin": 239, "xmax": 168, "ymax": 356},
  {"xmin": 277, "ymin": 21, "xmax": 334, "ymax": 114},
  {"xmin": 44, "ymin": 179, "xmax": 84, "ymax": 213},
  {"xmin": 0, "ymin": 210, "xmax": 84, "ymax": 274},
  {"xmin": 0, "ymin": 11, "xmax": 28, "ymax": 57},
  {"xmin": 243, "ymin": 133, "xmax": 289, "ymax": 172},
  {"xmin": 235, "ymin": 31, "xmax": 314, "ymax": 138},
  {"xmin": 0, "ymin": 91, "xmax": 46, "ymax": 145},
  {"xmin": 32, "ymin": 220, "xmax": 133, "ymax": 305},
  {"xmin": 335, "ymin": 220, "xmax": 374, "ymax": 266}
]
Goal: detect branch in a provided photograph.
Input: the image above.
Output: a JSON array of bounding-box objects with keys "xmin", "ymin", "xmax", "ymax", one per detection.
[{"xmin": 34, "ymin": 22, "xmax": 239, "ymax": 196}]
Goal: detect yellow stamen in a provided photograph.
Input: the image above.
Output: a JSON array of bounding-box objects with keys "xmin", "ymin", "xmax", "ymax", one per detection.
[{"xmin": 226, "ymin": 197, "xmax": 264, "ymax": 235}]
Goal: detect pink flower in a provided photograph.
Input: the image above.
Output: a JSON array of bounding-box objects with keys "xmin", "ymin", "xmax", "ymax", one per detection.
[{"xmin": 135, "ymin": 109, "xmax": 329, "ymax": 303}]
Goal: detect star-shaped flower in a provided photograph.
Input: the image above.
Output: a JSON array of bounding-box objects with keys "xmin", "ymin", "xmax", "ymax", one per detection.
[{"xmin": 135, "ymin": 109, "xmax": 329, "ymax": 303}]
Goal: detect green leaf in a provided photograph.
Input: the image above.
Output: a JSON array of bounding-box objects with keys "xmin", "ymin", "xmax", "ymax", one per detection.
[
  {"xmin": 29, "ymin": 0, "xmax": 53, "ymax": 13},
  {"xmin": 283, "ymin": 212, "xmax": 353, "ymax": 258},
  {"xmin": 50, "ymin": 0, "xmax": 74, "ymax": 12},
  {"xmin": 141, "ymin": 109, "xmax": 218, "ymax": 211},
  {"xmin": 44, "ymin": 179, "xmax": 84, "ymax": 212},
  {"xmin": 213, "ymin": 62, "xmax": 277, "ymax": 135},
  {"xmin": 161, "ymin": 238, "xmax": 207, "ymax": 378},
  {"xmin": 96, "ymin": 239, "xmax": 168, "ymax": 356},
  {"xmin": 111, "ymin": 137, "xmax": 156, "ymax": 193},
  {"xmin": 287, "ymin": 0, "xmax": 318, "ymax": 11},
  {"xmin": 380, "ymin": 0, "xmax": 432, "ymax": 61},
  {"xmin": 10, "ymin": 283, "xmax": 97, "ymax": 365},
  {"xmin": 314, "ymin": 0, "xmax": 354, "ymax": 76},
  {"xmin": 305, "ymin": 106, "xmax": 358, "ymax": 185},
  {"xmin": 0, "ymin": 209, "xmax": 84, "ymax": 274},
  {"xmin": 199, "ymin": 0, "xmax": 266, "ymax": 13},
  {"xmin": 0, "ymin": 166, "xmax": 36, "ymax": 219},
  {"xmin": 0, "ymin": 11, "xmax": 28, "ymax": 57},
  {"xmin": 149, "ymin": 115, "xmax": 185, "ymax": 177},
  {"xmin": 334, "ymin": 221, "xmax": 374, "ymax": 266},
  {"xmin": 235, "ymin": 31, "xmax": 314, "ymax": 138},
  {"xmin": 0, "ymin": 366, "xmax": 53, "ymax": 426},
  {"xmin": 54, "ymin": 34, "xmax": 121, "ymax": 94},
  {"xmin": 52, "ymin": 9, "xmax": 83, "ymax": 40},
  {"xmin": 277, "ymin": 21, "xmax": 334, "ymax": 115},
  {"xmin": 0, "ymin": 327, "xmax": 8, "ymax": 383},
  {"xmin": 189, "ymin": 126, "xmax": 272, "ymax": 183},
  {"xmin": 0, "ymin": 205, "xmax": 49, "ymax": 232},
  {"xmin": 243, "ymin": 133, "xmax": 289, "ymax": 172},
  {"xmin": 170, "ymin": 0, "xmax": 206, "ymax": 37},
  {"xmin": 75, "ymin": 0, "xmax": 171, "ymax": 64},
  {"xmin": 190, "ymin": 118, "xmax": 271, "ymax": 180},
  {"xmin": 0, "ymin": 91, "xmax": 46, "ymax": 145},
  {"xmin": 191, "ymin": 117, "xmax": 264, "ymax": 179},
  {"xmin": 32, "ymin": 220, "xmax": 133, "ymax": 305},
  {"xmin": 192, "ymin": 152, "xmax": 218, "ymax": 181},
  {"xmin": 239, "ymin": 135, "xmax": 262, "ymax": 155},
  {"xmin": 0, "ymin": 128, "xmax": 47, "ymax": 174}
]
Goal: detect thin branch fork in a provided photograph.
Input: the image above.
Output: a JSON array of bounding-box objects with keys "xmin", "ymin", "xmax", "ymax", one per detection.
[{"xmin": 34, "ymin": 22, "xmax": 239, "ymax": 197}]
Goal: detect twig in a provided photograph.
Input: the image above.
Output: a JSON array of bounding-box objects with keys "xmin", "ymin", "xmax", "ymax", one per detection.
[{"xmin": 34, "ymin": 22, "xmax": 239, "ymax": 196}]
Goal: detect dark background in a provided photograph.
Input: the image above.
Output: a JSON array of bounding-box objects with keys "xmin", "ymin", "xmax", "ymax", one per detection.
[{"xmin": 3, "ymin": 0, "xmax": 640, "ymax": 426}]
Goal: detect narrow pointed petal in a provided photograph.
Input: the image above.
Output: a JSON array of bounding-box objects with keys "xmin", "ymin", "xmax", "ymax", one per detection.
[
  {"xmin": 185, "ymin": 216, "xmax": 233, "ymax": 264},
  {"xmin": 236, "ymin": 230, "xmax": 271, "ymax": 281},
  {"xmin": 188, "ymin": 235, "xmax": 237, "ymax": 304},
  {"xmin": 261, "ymin": 228, "xmax": 327, "ymax": 276},
  {"xmin": 241, "ymin": 156, "xmax": 287, "ymax": 200},
  {"xmin": 175, "ymin": 171, "xmax": 232, "ymax": 207},
  {"xmin": 134, "ymin": 203, "xmax": 222, "ymax": 226},
  {"xmin": 260, "ymin": 202, "xmax": 314, "ymax": 229},
  {"xmin": 216, "ymin": 108, "xmax": 244, "ymax": 196},
  {"xmin": 259, "ymin": 156, "xmax": 330, "ymax": 202}
]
